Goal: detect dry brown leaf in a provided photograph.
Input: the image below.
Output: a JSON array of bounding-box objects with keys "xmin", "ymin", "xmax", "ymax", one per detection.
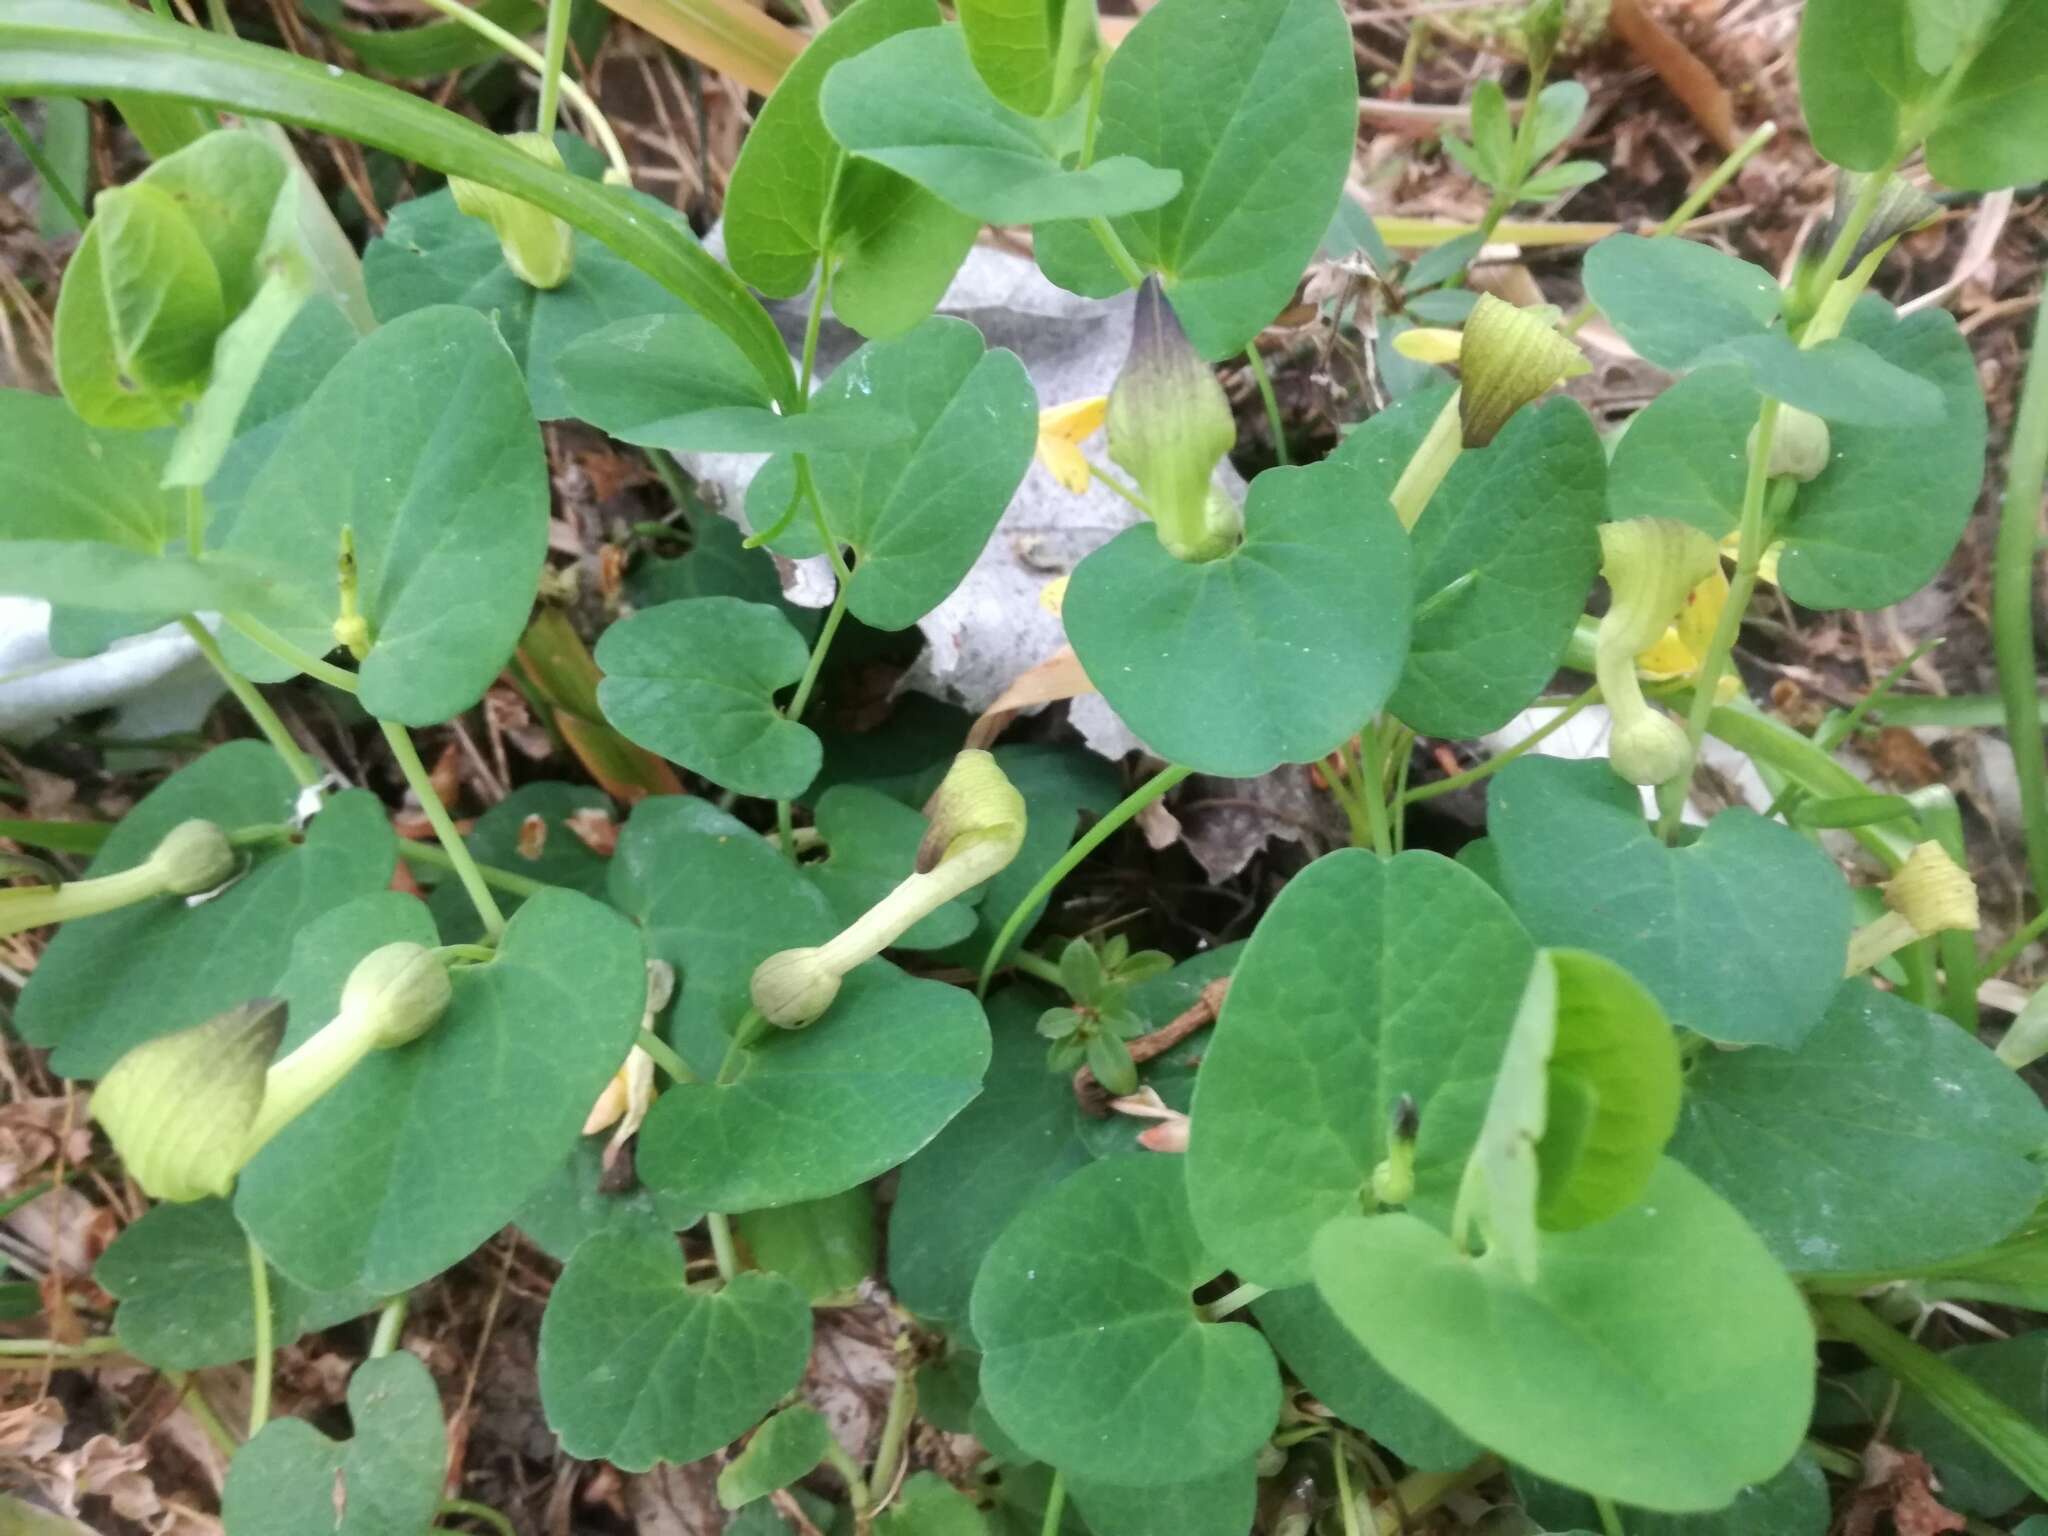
[
  {"xmin": 0, "ymin": 1397, "xmax": 65, "ymax": 1461},
  {"xmin": 965, "ymin": 647, "xmax": 1096, "ymax": 750},
  {"xmin": 1842, "ymin": 1444, "xmax": 1966, "ymax": 1536},
  {"xmin": 1609, "ymin": 0, "xmax": 1739, "ymax": 151},
  {"xmin": 565, "ymin": 808, "xmax": 620, "ymax": 858},
  {"xmin": 0, "ymin": 1098, "xmax": 92, "ymax": 1193},
  {"xmin": 515, "ymin": 815, "xmax": 549, "ymax": 863},
  {"xmin": 43, "ymin": 1435, "xmax": 162, "ymax": 1523}
]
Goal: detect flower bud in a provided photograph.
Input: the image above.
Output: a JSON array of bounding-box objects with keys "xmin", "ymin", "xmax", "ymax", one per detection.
[
  {"xmin": 1750, "ymin": 405, "xmax": 1831, "ymax": 483},
  {"xmin": 1370, "ymin": 1093, "xmax": 1419, "ymax": 1207},
  {"xmin": 1456, "ymin": 294, "xmax": 1589, "ymax": 448},
  {"xmin": 1594, "ymin": 519, "xmax": 1720, "ymax": 786},
  {"xmin": 338, "ymin": 941, "xmax": 454, "ymax": 1049},
  {"xmin": 1108, "ymin": 278, "xmax": 1241, "ymax": 562},
  {"xmin": 749, "ymin": 947, "xmax": 842, "ymax": 1029},
  {"xmin": 450, "ymin": 133, "xmax": 575, "ymax": 290},
  {"xmin": 750, "ymin": 753, "xmax": 1028, "ymax": 1029},
  {"xmin": 93, "ymin": 999, "xmax": 286, "ymax": 1203},
  {"xmin": 147, "ymin": 820, "xmax": 236, "ymax": 896}
]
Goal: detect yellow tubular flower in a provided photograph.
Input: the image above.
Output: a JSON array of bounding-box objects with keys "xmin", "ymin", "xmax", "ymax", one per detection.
[{"xmin": 1035, "ymin": 397, "xmax": 1108, "ymax": 494}]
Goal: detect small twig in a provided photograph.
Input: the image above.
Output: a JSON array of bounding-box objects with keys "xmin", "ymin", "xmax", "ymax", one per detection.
[{"xmin": 1072, "ymin": 976, "xmax": 1230, "ymax": 1116}]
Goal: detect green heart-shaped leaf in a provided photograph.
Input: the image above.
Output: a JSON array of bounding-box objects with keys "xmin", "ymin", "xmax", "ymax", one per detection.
[
  {"xmin": 888, "ymin": 993, "xmax": 1095, "ymax": 1327},
  {"xmin": 516, "ymin": 1136, "xmax": 702, "ymax": 1264},
  {"xmin": 736, "ymin": 1187, "xmax": 877, "ymax": 1304},
  {"xmin": 820, "ymin": 27, "xmax": 1180, "ymax": 226},
  {"xmin": 558, "ymin": 312, "xmax": 907, "ymax": 453},
  {"xmin": 236, "ymin": 887, "xmax": 645, "ymax": 1293},
  {"xmin": 1311, "ymin": 1160, "xmax": 1814, "ymax": 1512},
  {"xmin": 1332, "ymin": 390, "xmax": 1606, "ymax": 738},
  {"xmin": 98, "ymin": 1199, "xmax": 372, "ymax": 1371},
  {"xmin": 219, "ymin": 304, "xmax": 549, "ymax": 724},
  {"xmin": 1067, "ymin": 1461, "xmax": 1257, "ymax": 1536},
  {"xmin": 971, "ymin": 1154, "xmax": 1281, "ymax": 1486},
  {"xmin": 637, "ymin": 963, "xmax": 990, "ymax": 1212},
  {"xmin": 611, "ymin": 797, "xmax": 840, "ymax": 1076},
  {"xmin": 1671, "ymin": 980, "xmax": 2048, "ymax": 1274},
  {"xmin": 1033, "ymin": 0, "xmax": 1357, "ymax": 358},
  {"xmin": 957, "ymin": 0, "xmax": 1097, "ymax": 117},
  {"xmin": 1251, "ymin": 1287, "xmax": 1479, "ymax": 1472},
  {"xmin": 806, "ymin": 784, "xmax": 976, "ymax": 950},
  {"xmin": 537, "ymin": 1223, "xmax": 812, "ymax": 1472},
  {"xmin": 1065, "ymin": 457, "xmax": 1413, "ymax": 778},
  {"xmin": 719, "ymin": 1405, "xmax": 834, "ymax": 1509},
  {"xmin": 1487, "ymin": 756, "xmax": 1851, "ymax": 1049},
  {"xmin": 795, "ymin": 316, "xmax": 1039, "ymax": 630},
  {"xmin": 363, "ymin": 180, "xmax": 686, "ymax": 420},
  {"xmin": 221, "ymin": 1352, "xmax": 446, "ymax": 1536},
  {"xmin": 17, "ymin": 743, "xmax": 396, "ymax": 1076},
  {"xmin": 1185, "ymin": 849, "xmax": 1533, "ymax": 1287},
  {"xmin": 724, "ymin": 0, "xmax": 977, "ymax": 339},
  {"xmin": 595, "ymin": 597, "xmax": 822, "ymax": 799}
]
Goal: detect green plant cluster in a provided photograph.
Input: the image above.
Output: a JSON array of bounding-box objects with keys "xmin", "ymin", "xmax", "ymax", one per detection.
[{"xmin": 3, "ymin": 0, "xmax": 2048, "ymax": 1532}]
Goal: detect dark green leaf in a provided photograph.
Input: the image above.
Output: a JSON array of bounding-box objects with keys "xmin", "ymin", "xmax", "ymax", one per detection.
[
  {"xmin": 595, "ymin": 597, "xmax": 822, "ymax": 799},
  {"xmin": 1487, "ymin": 756, "xmax": 1851, "ymax": 1049},
  {"xmin": 1067, "ymin": 1462, "xmax": 1256, "ymax": 1536},
  {"xmin": 719, "ymin": 1405, "xmax": 835, "ymax": 1509},
  {"xmin": 637, "ymin": 963, "xmax": 989, "ymax": 1211},
  {"xmin": 1185, "ymin": 849, "xmax": 1534, "ymax": 1287},
  {"xmin": 736, "ymin": 1187, "xmax": 877, "ymax": 1304},
  {"xmin": 222, "ymin": 1353, "xmax": 446, "ymax": 1536},
  {"xmin": 237, "ymin": 888, "xmax": 645, "ymax": 1293},
  {"xmin": 1313, "ymin": 1160, "xmax": 1814, "ymax": 1512},
  {"xmin": 1052, "ymin": 0, "xmax": 1357, "ymax": 357},
  {"xmin": 515, "ymin": 1136, "xmax": 702, "ymax": 1263},
  {"xmin": 1064, "ymin": 456, "xmax": 1413, "ymax": 777},
  {"xmin": 17, "ymin": 744, "xmax": 395, "ymax": 1076},
  {"xmin": 972, "ymin": 1155, "xmax": 1281, "ymax": 1486},
  {"xmin": 820, "ymin": 27, "xmax": 1180, "ymax": 225},
  {"xmin": 424, "ymin": 781, "xmax": 612, "ymax": 944},
  {"xmin": 537, "ymin": 1223, "xmax": 812, "ymax": 1472},
  {"xmin": 221, "ymin": 305, "xmax": 548, "ymax": 723},
  {"xmin": 1516, "ymin": 1451, "xmax": 1830, "ymax": 1536},
  {"xmin": 1671, "ymin": 980, "xmax": 2048, "ymax": 1274}
]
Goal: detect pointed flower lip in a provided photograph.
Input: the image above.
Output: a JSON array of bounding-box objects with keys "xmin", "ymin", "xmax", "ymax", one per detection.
[
  {"xmin": 1109, "ymin": 277, "xmax": 1241, "ymax": 562},
  {"xmin": 1884, "ymin": 841, "xmax": 1979, "ymax": 936},
  {"xmin": 1456, "ymin": 294, "xmax": 1589, "ymax": 447},
  {"xmin": 1037, "ymin": 397, "xmax": 1108, "ymax": 494},
  {"xmin": 93, "ymin": 998, "xmax": 286, "ymax": 1203},
  {"xmin": 450, "ymin": 133, "xmax": 575, "ymax": 290},
  {"xmin": 915, "ymin": 748, "xmax": 1027, "ymax": 875},
  {"xmin": 1594, "ymin": 518, "xmax": 1721, "ymax": 786}
]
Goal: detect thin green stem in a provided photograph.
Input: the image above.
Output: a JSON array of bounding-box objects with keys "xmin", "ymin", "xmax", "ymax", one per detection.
[
  {"xmin": 799, "ymin": 246, "xmax": 833, "ymax": 397},
  {"xmin": 822, "ymin": 1440, "xmax": 874, "ymax": 1518},
  {"xmin": 786, "ymin": 582, "xmax": 850, "ymax": 731},
  {"xmin": 247, "ymin": 1237, "xmax": 273, "ymax": 1435},
  {"xmin": 0, "ymin": 1336, "xmax": 123, "ymax": 1359},
  {"xmin": 1355, "ymin": 727, "xmax": 1393, "ymax": 855},
  {"xmin": 0, "ymin": 100, "xmax": 89, "ymax": 230},
  {"xmin": 1657, "ymin": 398, "xmax": 1779, "ymax": 839},
  {"xmin": 535, "ymin": 0, "xmax": 571, "ymax": 141},
  {"xmin": 1039, "ymin": 1470, "xmax": 1067, "ymax": 1536},
  {"xmin": 224, "ymin": 612, "xmax": 361, "ymax": 693},
  {"xmin": 381, "ymin": 721, "xmax": 506, "ymax": 941},
  {"xmin": 437, "ymin": 1500, "xmax": 518, "ymax": 1536},
  {"xmin": 1444, "ymin": 51, "xmax": 1551, "ymax": 291},
  {"xmin": 179, "ymin": 618, "xmax": 320, "ymax": 789},
  {"xmin": 707, "ymin": 1211, "xmax": 740, "ymax": 1283},
  {"xmin": 204, "ymin": 0, "xmax": 235, "ymax": 35},
  {"xmin": 406, "ymin": 0, "xmax": 631, "ymax": 181},
  {"xmin": 1993, "ymin": 292, "xmax": 2048, "ymax": 910},
  {"xmin": 1792, "ymin": 149, "xmax": 1906, "ymax": 329},
  {"xmin": 1566, "ymin": 122, "xmax": 1779, "ymax": 335},
  {"xmin": 1079, "ymin": 457, "xmax": 1153, "ymax": 516},
  {"xmin": 1087, "ymin": 217, "xmax": 1147, "ymax": 288},
  {"xmin": 1401, "ymin": 688, "xmax": 1601, "ymax": 807},
  {"xmin": 1330, "ymin": 1435, "xmax": 1363, "ymax": 1536},
  {"xmin": 1200, "ymin": 1281, "xmax": 1269, "ymax": 1321},
  {"xmin": 399, "ymin": 838, "xmax": 548, "ymax": 900},
  {"xmin": 1245, "ymin": 345, "xmax": 1289, "ymax": 466},
  {"xmin": 1655, "ymin": 122, "xmax": 1776, "ymax": 238},
  {"xmin": 715, "ymin": 1009, "xmax": 768, "ymax": 1086},
  {"xmin": 1594, "ymin": 1494, "xmax": 1627, "ymax": 1536},
  {"xmin": 1985, "ymin": 905, "xmax": 2048, "ymax": 981},
  {"xmin": 867, "ymin": 1348, "xmax": 918, "ymax": 1512},
  {"xmin": 638, "ymin": 1028, "xmax": 697, "ymax": 1084},
  {"xmin": 369, "ymin": 1295, "xmax": 408, "ymax": 1358},
  {"xmin": 166, "ymin": 1372, "xmax": 240, "ymax": 1456},
  {"xmin": 976, "ymin": 764, "xmax": 1195, "ymax": 997}
]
